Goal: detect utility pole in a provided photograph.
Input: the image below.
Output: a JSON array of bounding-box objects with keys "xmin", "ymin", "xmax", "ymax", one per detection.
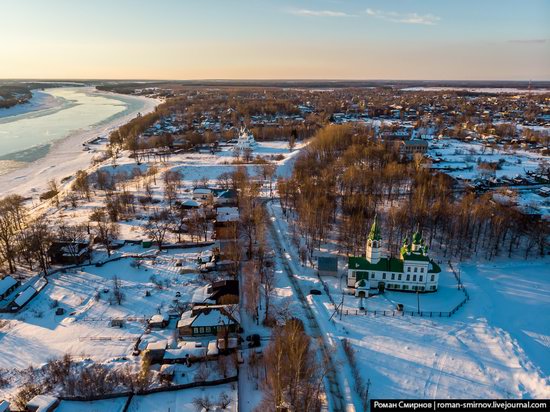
[
  {"xmin": 340, "ymin": 273, "xmax": 345, "ymax": 320},
  {"xmin": 365, "ymin": 378, "xmax": 371, "ymax": 412}
]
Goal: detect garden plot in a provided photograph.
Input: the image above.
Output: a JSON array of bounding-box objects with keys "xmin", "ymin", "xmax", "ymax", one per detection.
[
  {"xmin": 429, "ymin": 139, "xmax": 543, "ymax": 180},
  {"xmin": 0, "ymin": 246, "xmax": 212, "ymax": 370}
]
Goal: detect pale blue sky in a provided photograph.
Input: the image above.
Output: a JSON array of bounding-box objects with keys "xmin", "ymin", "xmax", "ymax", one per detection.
[{"xmin": 1, "ymin": 0, "xmax": 548, "ymax": 80}]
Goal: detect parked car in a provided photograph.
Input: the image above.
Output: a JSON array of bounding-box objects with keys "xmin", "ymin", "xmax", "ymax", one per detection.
[
  {"xmin": 247, "ymin": 334, "xmax": 261, "ymax": 348},
  {"xmin": 396, "ymin": 303, "xmax": 404, "ymax": 311},
  {"xmin": 246, "ymin": 333, "xmax": 260, "ymax": 342},
  {"xmin": 309, "ymin": 289, "xmax": 322, "ymax": 295}
]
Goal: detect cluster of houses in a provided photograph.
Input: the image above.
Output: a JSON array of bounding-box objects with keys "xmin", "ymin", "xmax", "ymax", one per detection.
[{"xmin": 137, "ymin": 189, "xmax": 245, "ymax": 381}]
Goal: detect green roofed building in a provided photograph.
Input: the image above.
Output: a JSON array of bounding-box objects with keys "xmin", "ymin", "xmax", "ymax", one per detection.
[{"xmin": 347, "ymin": 218, "xmax": 441, "ymax": 295}]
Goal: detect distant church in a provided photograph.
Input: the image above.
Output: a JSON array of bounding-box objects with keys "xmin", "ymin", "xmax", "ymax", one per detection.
[
  {"xmin": 347, "ymin": 217, "xmax": 441, "ymax": 297},
  {"xmin": 234, "ymin": 126, "xmax": 257, "ymax": 152}
]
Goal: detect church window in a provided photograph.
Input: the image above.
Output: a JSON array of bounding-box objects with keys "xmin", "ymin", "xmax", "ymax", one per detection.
[
  {"xmin": 391, "ymin": 274, "xmax": 395, "ymax": 280},
  {"xmin": 398, "ymin": 274, "xmax": 402, "ymax": 280},
  {"xmin": 419, "ymin": 276, "xmax": 423, "ymax": 282},
  {"xmin": 420, "ymin": 268, "xmax": 424, "ymax": 273},
  {"xmin": 371, "ymin": 273, "xmax": 375, "ymax": 279},
  {"xmin": 382, "ymin": 273, "xmax": 386, "ymax": 279},
  {"xmin": 414, "ymin": 267, "xmax": 418, "ymax": 273},
  {"xmin": 403, "ymin": 285, "xmax": 409, "ymax": 290},
  {"xmin": 431, "ymin": 275, "xmax": 435, "ymax": 281},
  {"xmin": 413, "ymin": 275, "xmax": 416, "ymax": 281},
  {"xmin": 406, "ymin": 274, "xmax": 410, "ymax": 281},
  {"xmin": 407, "ymin": 267, "xmax": 411, "ymax": 272}
]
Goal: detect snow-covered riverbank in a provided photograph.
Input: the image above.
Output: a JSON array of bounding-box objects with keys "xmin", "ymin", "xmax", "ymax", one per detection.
[{"xmin": 0, "ymin": 89, "xmax": 159, "ymax": 199}]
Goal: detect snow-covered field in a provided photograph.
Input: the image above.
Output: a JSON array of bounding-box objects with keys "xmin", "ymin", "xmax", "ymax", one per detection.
[{"xmin": 330, "ymin": 259, "xmax": 550, "ymax": 399}]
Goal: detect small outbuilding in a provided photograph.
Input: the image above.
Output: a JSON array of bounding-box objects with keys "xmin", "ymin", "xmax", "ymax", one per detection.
[
  {"xmin": 26, "ymin": 395, "xmax": 59, "ymax": 412},
  {"xmin": 317, "ymin": 256, "xmax": 338, "ymax": 277},
  {"xmin": 149, "ymin": 313, "xmax": 169, "ymax": 329}
]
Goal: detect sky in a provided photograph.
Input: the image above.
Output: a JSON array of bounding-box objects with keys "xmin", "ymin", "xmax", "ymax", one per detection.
[{"xmin": 0, "ymin": 0, "xmax": 549, "ymax": 81}]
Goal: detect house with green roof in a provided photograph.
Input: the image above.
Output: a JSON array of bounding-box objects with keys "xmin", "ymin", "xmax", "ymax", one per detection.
[{"xmin": 347, "ymin": 217, "xmax": 441, "ymax": 296}]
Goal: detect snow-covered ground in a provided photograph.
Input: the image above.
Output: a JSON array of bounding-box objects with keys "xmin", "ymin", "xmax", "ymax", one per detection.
[
  {"xmin": 429, "ymin": 139, "xmax": 543, "ymax": 180},
  {"xmin": 0, "ymin": 245, "xmax": 210, "ymax": 371},
  {"xmin": 330, "ymin": 259, "xmax": 550, "ymax": 399},
  {"xmin": 0, "ymin": 90, "xmax": 65, "ymax": 119},
  {"xmin": 128, "ymin": 383, "xmax": 237, "ymax": 412},
  {"xmin": 402, "ymin": 87, "xmax": 550, "ymax": 95},
  {"xmin": 267, "ymin": 199, "xmax": 550, "ymax": 400},
  {"xmin": 55, "ymin": 383, "xmax": 237, "ymax": 412}
]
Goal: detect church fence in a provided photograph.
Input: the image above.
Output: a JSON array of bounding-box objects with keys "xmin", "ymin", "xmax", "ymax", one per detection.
[{"xmin": 337, "ymin": 260, "xmax": 471, "ymax": 318}]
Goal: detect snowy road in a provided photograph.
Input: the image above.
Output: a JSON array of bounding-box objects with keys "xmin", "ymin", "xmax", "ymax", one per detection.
[{"xmin": 265, "ymin": 199, "xmax": 357, "ymax": 412}]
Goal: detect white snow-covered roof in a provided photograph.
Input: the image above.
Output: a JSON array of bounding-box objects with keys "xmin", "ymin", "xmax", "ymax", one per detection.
[
  {"xmin": 164, "ymin": 342, "xmax": 207, "ymax": 359},
  {"xmin": 150, "ymin": 314, "xmax": 167, "ymax": 323},
  {"xmin": 181, "ymin": 198, "xmax": 201, "ymax": 207},
  {"xmin": 14, "ymin": 286, "xmax": 36, "ymax": 307},
  {"xmin": 159, "ymin": 364, "xmax": 175, "ymax": 375},
  {"xmin": 146, "ymin": 340, "xmax": 167, "ymax": 351},
  {"xmin": 27, "ymin": 394, "xmax": 58, "ymax": 411},
  {"xmin": 0, "ymin": 276, "xmax": 17, "ymax": 296},
  {"xmin": 216, "ymin": 207, "xmax": 239, "ymax": 222}
]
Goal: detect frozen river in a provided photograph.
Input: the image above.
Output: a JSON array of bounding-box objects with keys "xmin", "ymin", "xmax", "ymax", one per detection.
[{"xmin": 0, "ymin": 87, "xmax": 146, "ymax": 176}]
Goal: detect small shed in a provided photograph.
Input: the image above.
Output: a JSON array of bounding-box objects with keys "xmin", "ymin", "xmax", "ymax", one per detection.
[
  {"xmin": 0, "ymin": 276, "xmax": 19, "ymax": 300},
  {"xmin": 317, "ymin": 256, "xmax": 338, "ymax": 276},
  {"xmin": 159, "ymin": 364, "xmax": 175, "ymax": 383},
  {"xmin": 26, "ymin": 395, "xmax": 59, "ymax": 412},
  {"xmin": 110, "ymin": 319, "xmax": 124, "ymax": 328},
  {"xmin": 145, "ymin": 340, "xmax": 167, "ymax": 363},
  {"xmin": 149, "ymin": 313, "xmax": 168, "ymax": 329}
]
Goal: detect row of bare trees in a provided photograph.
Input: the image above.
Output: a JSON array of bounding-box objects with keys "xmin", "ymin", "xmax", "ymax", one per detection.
[{"xmin": 278, "ymin": 125, "xmax": 548, "ymax": 262}]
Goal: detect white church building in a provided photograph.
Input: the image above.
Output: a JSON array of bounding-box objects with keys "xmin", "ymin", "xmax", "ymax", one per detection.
[
  {"xmin": 347, "ymin": 217, "xmax": 441, "ymax": 297},
  {"xmin": 234, "ymin": 126, "xmax": 257, "ymax": 152}
]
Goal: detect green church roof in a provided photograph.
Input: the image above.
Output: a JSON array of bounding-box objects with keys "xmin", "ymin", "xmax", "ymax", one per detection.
[
  {"xmin": 349, "ymin": 256, "xmax": 403, "ymax": 273},
  {"xmin": 412, "ymin": 231, "xmax": 423, "ymax": 245},
  {"xmin": 368, "ymin": 216, "xmax": 382, "ymax": 241}
]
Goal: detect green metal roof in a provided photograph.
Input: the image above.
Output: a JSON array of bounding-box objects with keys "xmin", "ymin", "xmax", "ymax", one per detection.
[
  {"xmin": 348, "ymin": 256, "xmax": 403, "ymax": 273},
  {"xmin": 412, "ymin": 231, "xmax": 423, "ymax": 245},
  {"xmin": 401, "ymin": 252, "xmax": 430, "ymax": 262},
  {"xmin": 349, "ymin": 255, "xmax": 441, "ymax": 274}
]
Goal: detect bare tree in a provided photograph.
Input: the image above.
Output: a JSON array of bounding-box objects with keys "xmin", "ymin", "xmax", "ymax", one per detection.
[
  {"xmin": 90, "ymin": 208, "xmax": 120, "ymax": 257},
  {"xmin": 112, "ymin": 275, "xmax": 124, "ymax": 305},
  {"xmin": 143, "ymin": 209, "xmax": 174, "ymax": 250}
]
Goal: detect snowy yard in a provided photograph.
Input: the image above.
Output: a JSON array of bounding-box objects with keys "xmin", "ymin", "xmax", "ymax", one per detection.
[
  {"xmin": 330, "ymin": 259, "xmax": 550, "ymax": 399},
  {"xmin": 429, "ymin": 139, "xmax": 543, "ymax": 180},
  {"xmin": 55, "ymin": 383, "xmax": 238, "ymax": 412},
  {"xmin": 0, "ymin": 245, "xmax": 211, "ymax": 371}
]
